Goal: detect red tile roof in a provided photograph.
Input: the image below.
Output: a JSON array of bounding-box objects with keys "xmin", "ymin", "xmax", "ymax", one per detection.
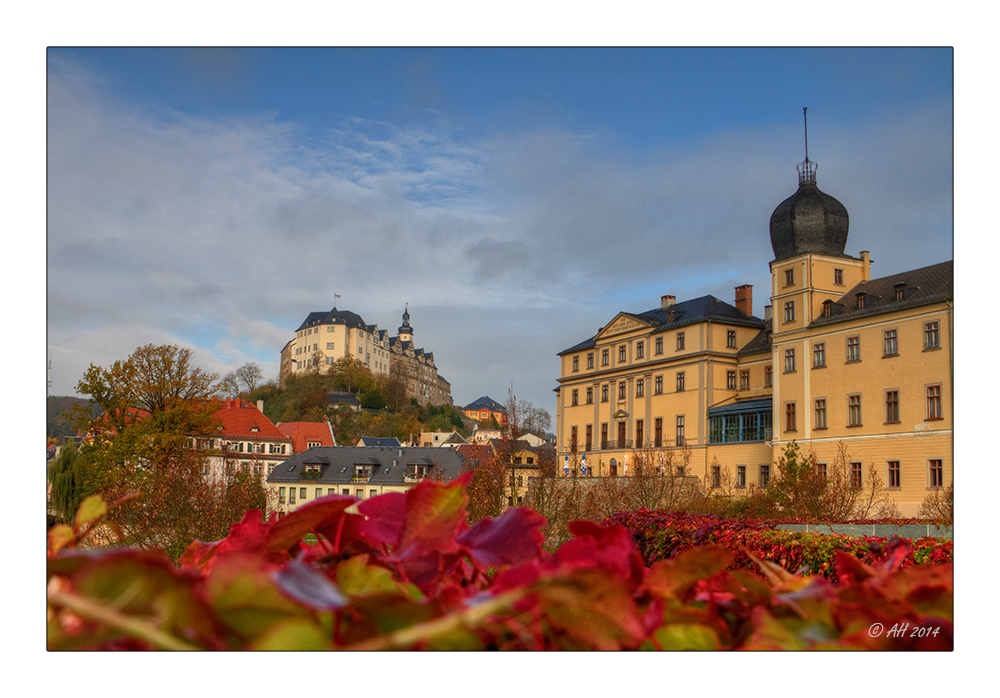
[
  {"xmin": 209, "ymin": 398, "xmax": 288, "ymax": 441},
  {"xmin": 276, "ymin": 421, "xmax": 337, "ymax": 453}
]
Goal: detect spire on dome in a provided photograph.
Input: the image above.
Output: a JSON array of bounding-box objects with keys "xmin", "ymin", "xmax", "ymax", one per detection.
[
  {"xmin": 398, "ymin": 303, "xmax": 413, "ymax": 340},
  {"xmin": 797, "ymin": 107, "xmax": 817, "ymax": 184}
]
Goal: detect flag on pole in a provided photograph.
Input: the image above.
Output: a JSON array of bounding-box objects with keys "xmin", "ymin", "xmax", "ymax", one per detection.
[
  {"xmin": 581, "ymin": 454, "xmax": 587, "ymax": 476},
  {"xmin": 564, "ymin": 454, "xmax": 569, "ymax": 475}
]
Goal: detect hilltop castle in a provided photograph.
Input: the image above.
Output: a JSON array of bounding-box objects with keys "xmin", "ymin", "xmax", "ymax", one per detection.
[{"xmin": 280, "ymin": 304, "xmax": 452, "ymax": 406}]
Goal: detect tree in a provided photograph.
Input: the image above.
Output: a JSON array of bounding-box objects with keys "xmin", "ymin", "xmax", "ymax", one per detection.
[
  {"xmin": 221, "ymin": 361, "xmax": 265, "ymax": 398},
  {"xmin": 519, "ymin": 402, "xmax": 552, "ymax": 437},
  {"xmin": 71, "ymin": 344, "xmax": 269, "ymax": 560},
  {"xmin": 48, "ymin": 439, "xmax": 91, "ymax": 523},
  {"xmin": 918, "ymin": 484, "xmax": 953, "ymax": 523}
]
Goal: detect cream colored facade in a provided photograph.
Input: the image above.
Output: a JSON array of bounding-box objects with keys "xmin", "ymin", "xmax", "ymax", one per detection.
[
  {"xmin": 556, "ymin": 160, "xmax": 952, "ymax": 517},
  {"xmin": 557, "ymin": 293, "xmax": 769, "ymax": 484},
  {"xmin": 279, "ymin": 307, "xmax": 452, "ymax": 406},
  {"xmin": 280, "ymin": 308, "xmax": 391, "ymax": 385}
]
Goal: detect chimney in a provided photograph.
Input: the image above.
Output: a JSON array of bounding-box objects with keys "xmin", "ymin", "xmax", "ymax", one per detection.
[
  {"xmin": 735, "ymin": 285, "xmax": 752, "ymax": 316},
  {"xmin": 764, "ymin": 305, "xmax": 773, "ymax": 322},
  {"xmin": 661, "ymin": 295, "xmax": 676, "ymax": 309},
  {"xmin": 257, "ymin": 399, "xmax": 264, "ymax": 413},
  {"xmin": 861, "ymin": 251, "xmax": 871, "ymax": 281},
  {"xmin": 225, "ymin": 397, "xmax": 231, "ymax": 409}
]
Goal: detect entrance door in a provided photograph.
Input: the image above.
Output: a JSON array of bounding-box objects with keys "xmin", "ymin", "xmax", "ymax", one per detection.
[{"xmin": 609, "ymin": 458, "xmax": 617, "ymax": 478}]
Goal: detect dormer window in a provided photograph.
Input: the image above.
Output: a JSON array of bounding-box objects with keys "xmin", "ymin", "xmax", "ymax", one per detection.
[
  {"xmin": 822, "ymin": 300, "xmax": 833, "ymax": 317},
  {"xmin": 856, "ymin": 292, "xmax": 867, "ymax": 309},
  {"xmin": 894, "ymin": 282, "xmax": 906, "ymax": 301}
]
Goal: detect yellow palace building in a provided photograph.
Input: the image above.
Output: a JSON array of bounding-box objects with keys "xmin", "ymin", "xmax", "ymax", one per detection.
[{"xmin": 555, "ymin": 155, "xmax": 952, "ymax": 516}]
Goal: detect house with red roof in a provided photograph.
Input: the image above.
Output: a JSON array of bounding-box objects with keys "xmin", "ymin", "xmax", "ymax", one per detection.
[
  {"xmin": 276, "ymin": 420, "xmax": 338, "ymax": 454},
  {"xmin": 201, "ymin": 398, "xmax": 294, "ymax": 481}
]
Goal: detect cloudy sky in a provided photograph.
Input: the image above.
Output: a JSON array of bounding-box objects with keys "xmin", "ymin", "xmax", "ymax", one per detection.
[{"xmin": 46, "ymin": 46, "xmax": 954, "ymax": 416}]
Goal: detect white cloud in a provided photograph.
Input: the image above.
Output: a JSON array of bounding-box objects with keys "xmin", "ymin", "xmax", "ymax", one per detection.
[{"xmin": 46, "ymin": 55, "xmax": 953, "ymax": 415}]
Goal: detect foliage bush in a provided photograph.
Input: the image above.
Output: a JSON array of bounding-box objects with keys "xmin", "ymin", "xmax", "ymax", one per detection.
[
  {"xmin": 48, "ymin": 476, "xmax": 952, "ymax": 650},
  {"xmin": 604, "ymin": 508, "xmax": 953, "ymax": 583}
]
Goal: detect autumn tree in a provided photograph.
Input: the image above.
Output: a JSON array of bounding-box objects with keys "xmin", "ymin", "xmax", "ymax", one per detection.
[{"xmin": 71, "ymin": 344, "xmax": 269, "ymax": 559}]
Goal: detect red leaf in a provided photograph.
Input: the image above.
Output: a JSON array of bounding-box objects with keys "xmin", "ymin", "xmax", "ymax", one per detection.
[
  {"xmin": 358, "ymin": 492, "xmax": 407, "ymax": 547},
  {"xmin": 392, "ymin": 473, "xmax": 472, "ymax": 561},
  {"xmin": 457, "ymin": 507, "xmax": 546, "ymax": 570},
  {"xmin": 644, "ymin": 545, "xmax": 734, "ymax": 598},
  {"xmin": 181, "ymin": 510, "xmax": 273, "ymax": 572},
  {"xmin": 267, "ymin": 495, "xmax": 357, "ymax": 553},
  {"xmin": 834, "ymin": 551, "xmax": 876, "ymax": 584},
  {"xmin": 555, "ymin": 521, "xmax": 644, "ymax": 588}
]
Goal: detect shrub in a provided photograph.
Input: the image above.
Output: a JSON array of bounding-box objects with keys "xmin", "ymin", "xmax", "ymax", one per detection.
[{"xmin": 47, "ymin": 479, "xmax": 952, "ymax": 650}]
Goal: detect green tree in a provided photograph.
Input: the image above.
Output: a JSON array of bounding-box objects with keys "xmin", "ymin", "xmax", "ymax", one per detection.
[{"xmin": 48, "ymin": 439, "xmax": 91, "ymax": 523}]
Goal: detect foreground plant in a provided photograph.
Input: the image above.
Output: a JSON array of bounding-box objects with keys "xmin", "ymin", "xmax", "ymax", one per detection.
[{"xmin": 47, "ymin": 477, "xmax": 952, "ymax": 650}]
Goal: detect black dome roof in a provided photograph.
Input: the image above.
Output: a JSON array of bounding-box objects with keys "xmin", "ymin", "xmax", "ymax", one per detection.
[{"xmin": 769, "ymin": 166, "xmax": 849, "ymax": 261}]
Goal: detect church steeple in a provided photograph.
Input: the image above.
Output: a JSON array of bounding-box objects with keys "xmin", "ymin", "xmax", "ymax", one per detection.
[{"xmin": 398, "ymin": 304, "xmax": 413, "ymax": 343}]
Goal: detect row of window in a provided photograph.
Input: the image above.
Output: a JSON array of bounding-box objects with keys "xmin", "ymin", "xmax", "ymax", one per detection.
[
  {"xmin": 571, "ymin": 329, "xmax": 744, "ymax": 373},
  {"xmin": 783, "ymin": 384, "xmax": 943, "ymax": 432},
  {"xmin": 569, "ymin": 364, "xmax": 772, "ymax": 407},
  {"xmin": 782, "ymin": 322, "xmax": 940, "ymax": 373},
  {"xmin": 569, "ymin": 416, "xmax": 687, "ymax": 451},
  {"xmin": 713, "ymin": 458, "xmax": 946, "ymax": 490},
  {"xmin": 278, "ymin": 486, "xmax": 378, "ymax": 504}
]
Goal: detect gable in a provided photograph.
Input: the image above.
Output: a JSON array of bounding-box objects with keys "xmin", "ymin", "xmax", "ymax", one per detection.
[{"xmin": 596, "ymin": 313, "xmax": 655, "ymax": 340}]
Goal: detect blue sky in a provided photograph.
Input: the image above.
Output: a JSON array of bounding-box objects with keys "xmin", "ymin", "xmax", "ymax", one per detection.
[{"xmin": 46, "ymin": 46, "xmax": 954, "ymax": 417}]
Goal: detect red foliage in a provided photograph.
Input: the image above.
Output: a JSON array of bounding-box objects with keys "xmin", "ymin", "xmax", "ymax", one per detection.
[{"xmin": 47, "ymin": 486, "xmax": 953, "ymax": 651}]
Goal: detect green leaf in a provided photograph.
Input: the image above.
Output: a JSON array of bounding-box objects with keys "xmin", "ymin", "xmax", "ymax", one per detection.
[
  {"xmin": 650, "ymin": 623, "xmax": 721, "ymax": 650},
  {"xmin": 336, "ymin": 554, "xmax": 420, "ymax": 599},
  {"xmin": 205, "ymin": 552, "xmax": 311, "ymax": 642},
  {"xmin": 251, "ymin": 618, "xmax": 332, "ymax": 650},
  {"xmin": 74, "ymin": 494, "xmax": 107, "ymax": 530},
  {"xmin": 48, "ymin": 524, "xmax": 75, "ymax": 555}
]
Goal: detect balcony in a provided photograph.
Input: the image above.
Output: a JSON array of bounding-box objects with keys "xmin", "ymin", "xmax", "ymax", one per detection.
[{"xmin": 599, "ymin": 440, "xmax": 632, "ymax": 450}]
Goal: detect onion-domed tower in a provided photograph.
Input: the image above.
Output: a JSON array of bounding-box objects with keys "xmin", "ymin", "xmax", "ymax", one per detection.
[{"xmin": 769, "ymin": 148, "xmax": 850, "ymax": 261}]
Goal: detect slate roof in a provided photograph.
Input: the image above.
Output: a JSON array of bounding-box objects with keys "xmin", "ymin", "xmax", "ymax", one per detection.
[
  {"xmin": 296, "ymin": 307, "xmax": 371, "ymax": 332},
  {"xmin": 266, "ymin": 446, "xmax": 468, "ymax": 486},
  {"xmin": 737, "ymin": 318, "xmax": 773, "ymax": 357},
  {"xmin": 463, "ymin": 396, "xmax": 507, "ymax": 413},
  {"xmin": 810, "ymin": 261, "xmax": 953, "ymax": 328},
  {"xmin": 356, "ymin": 436, "xmax": 402, "ymax": 448},
  {"xmin": 559, "ymin": 295, "xmax": 765, "ymax": 355},
  {"xmin": 328, "ymin": 392, "xmax": 361, "ymax": 408}
]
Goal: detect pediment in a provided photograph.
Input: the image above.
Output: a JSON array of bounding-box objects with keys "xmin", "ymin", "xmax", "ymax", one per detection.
[
  {"xmin": 612, "ymin": 409, "xmax": 629, "ymax": 420},
  {"xmin": 596, "ymin": 312, "xmax": 655, "ymax": 339}
]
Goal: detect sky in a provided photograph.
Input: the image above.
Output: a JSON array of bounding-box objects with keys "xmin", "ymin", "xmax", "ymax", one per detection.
[{"xmin": 46, "ymin": 46, "xmax": 954, "ymax": 418}]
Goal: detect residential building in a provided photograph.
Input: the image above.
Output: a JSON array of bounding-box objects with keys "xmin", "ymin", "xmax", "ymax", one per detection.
[
  {"xmin": 265, "ymin": 446, "xmax": 468, "ymax": 515},
  {"xmin": 418, "ymin": 430, "xmax": 469, "ymax": 447},
  {"xmin": 462, "ymin": 396, "xmax": 508, "ymax": 426},
  {"xmin": 555, "ymin": 154, "xmax": 952, "ymax": 516},
  {"xmin": 195, "ymin": 398, "xmax": 294, "ymax": 482},
  {"xmin": 276, "ymin": 420, "xmax": 338, "ymax": 454}
]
